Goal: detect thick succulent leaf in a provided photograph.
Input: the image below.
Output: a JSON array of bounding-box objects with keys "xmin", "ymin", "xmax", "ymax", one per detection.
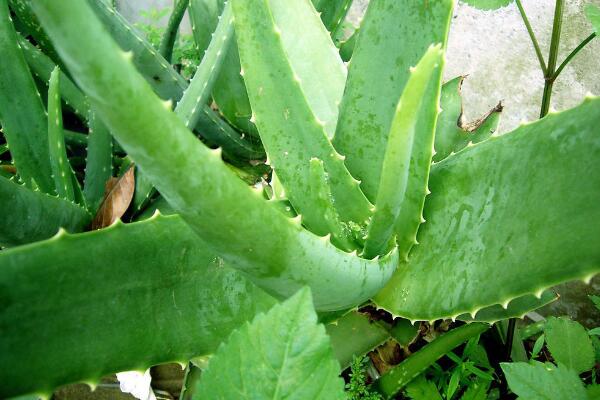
[
  {"xmin": 461, "ymin": 0, "xmax": 514, "ymax": 10},
  {"xmin": 0, "ymin": 214, "xmax": 276, "ymax": 398},
  {"xmin": 188, "ymin": 0, "xmax": 258, "ymax": 137},
  {"xmin": 195, "ymin": 288, "xmax": 346, "ymax": 399},
  {"xmin": 31, "ymin": 0, "xmax": 398, "ymax": 311},
  {"xmin": 333, "ymin": 0, "xmax": 454, "ymax": 202},
  {"xmin": 0, "ymin": 176, "xmax": 90, "ymax": 247},
  {"xmin": 312, "ymin": 0, "xmax": 353, "ymax": 37},
  {"xmin": 459, "ymin": 290, "xmax": 558, "ymax": 323},
  {"xmin": 374, "ymin": 97, "xmax": 600, "ymax": 321},
  {"xmin": 84, "ymin": 110, "xmax": 113, "ymax": 213},
  {"xmin": 545, "ymin": 317, "xmax": 595, "ymax": 374},
  {"xmin": 326, "ymin": 311, "xmax": 390, "ymax": 369},
  {"xmin": 338, "ymin": 26, "xmax": 357, "ymax": 62},
  {"xmin": 233, "ymin": 0, "xmax": 371, "ymax": 236},
  {"xmin": 434, "ymin": 76, "xmax": 502, "ymax": 162},
  {"xmin": 158, "ymin": 0, "xmax": 189, "ymax": 63},
  {"xmin": 176, "ymin": 0, "xmax": 234, "ymax": 130},
  {"xmin": 363, "ymin": 45, "xmax": 443, "ymax": 259},
  {"xmin": 47, "ymin": 68, "xmax": 76, "ymax": 202},
  {"xmin": 0, "ymin": 0, "xmax": 53, "ymax": 192},
  {"xmin": 501, "ymin": 362, "xmax": 587, "ymax": 400},
  {"xmin": 374, "ymin": 323, "xmax": 489, "ymax": 398},
  {"xmin": 85, "ymin": 0, "xmax": 263, "ymax": 160},
  {"xmin": 586, "ymin": 4, "xmax": 600, "ymax": 35},
  {"xmin": 18, "ymin": 36, "xmax": 90, "ymax": 118}
]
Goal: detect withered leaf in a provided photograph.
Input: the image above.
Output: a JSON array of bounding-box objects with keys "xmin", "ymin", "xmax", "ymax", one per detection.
[{"xmin": 91, "ymin": 165, "xmax": 135, "ymax": 229}]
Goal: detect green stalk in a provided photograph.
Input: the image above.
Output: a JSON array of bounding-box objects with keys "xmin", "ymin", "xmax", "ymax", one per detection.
[
  {"xmin": 540, "ymin": 0, "xmax": 565, "ymax": 118},
  {"xmin": 515, "ymin": 0, "xmax": 547, "ymax": 74},
  {"xmin": 552, "ymin": 32, "xmax": 596, "ymax": 81}
]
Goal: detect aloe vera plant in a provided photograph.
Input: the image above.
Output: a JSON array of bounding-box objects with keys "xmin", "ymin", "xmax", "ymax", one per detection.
[{"xmin": 0, "ymin": 0, "xmax": 599, "ymax": 398}]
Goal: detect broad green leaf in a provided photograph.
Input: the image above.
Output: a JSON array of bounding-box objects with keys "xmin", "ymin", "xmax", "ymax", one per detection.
[
  {"xmin": 434, "ymin": 76, "xmax": 502, "ymax": 162},
  {"xmin": 587, "ymin": 384, "xmax": 600, "ymax": 399},
  {"xmin": 233, "ymin": 0, "xmax": 372, "ymax": 241},
  {"xmin": 531, "ymin": 334, "xmax": 545, "ymax": 359},
  {"xmin": 590, "ymin": 294, "xmax": 600, "ymax": 311},
  {"xmin": 545, "ymin": 317, "xmax": 594, "ymax": 374},
  {"xmin": 460, "ymin": 378, "xmax": 490, "ymax": 400},
  {"xmin": 0, "ymin": 176, "xmax": 90, "ymax": 247},
  {"xmin": 333, "ymin": 0, "xmax": 454, "ymax": 202},
  {"xmin": 374, "ymin": 97, "xmax": 600, "ymax": 321},
  {"xmin": 374, "ymin": 323, "xmax": 489, "ymax": 398},
  {"xmin": 47, "ymin": 67, "xmax": 76, "ymax": 202},
  {"xmin": 391, "ymin": 319, "xmax": 419, "ymax": 348},
  {"xmin": 326, "ymin": 311, "xmax": 390, "ymax": 369},
  {"xmin": 0, "ymin": 214, "xmax": 276, "ymax": 398},
  {"xmin": 363, "ymin": 45, "xmax": 443, "ymax": 259},
  {"xmin": 501, "ymin": 362, "xmax": 587, "ymax": 400},
  {"xmin": 585, "ymin": 4, "xmax": 600, "ymax": 35},
  {"xmin": 0, "ymin": 0, "xmax": 53, "ymax": 192},
  {"xmin": 31, "ymin": 0, "xmax": 398, "ymax": 311},
  {"xmin": 405, "ymin": 375, "xmax": 442, "ymax": 400},
  {"xmin": 195, "ymin": 288, "xmax": 346, "ymax": 399},
  {"xmin": 158, "ymin": 0, "xmax": 189, "ymax": 63},
  {"xmin": 461, "ymin": 0, "xmax": 514, "ymax": 10},
  {"xmin": 458, "ymin": 291, "xmax": 558, "ymax": 323}
]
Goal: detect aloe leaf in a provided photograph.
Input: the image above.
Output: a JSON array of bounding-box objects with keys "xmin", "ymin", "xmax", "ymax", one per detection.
[
  {"xmin": 374, "ymin": 97, "xmax": 600, "ymax": 321},
  {"xmin": 333, "ymin": 0, "xmax": 454, "ymax": 202},
  {"xmin": 339, "ymin": 26, "xmax": 357, "ymax": 62},
  {"xmin": 0, "ymin": 176, "xmax": 90, "ymax": 247},
  {"xmin": 545, "ymin": 317, "xmax": 595, "ymax": 374},
  {"xmin": 83, "ymin": 110, "xmax": 113, "ymax": 212},
  {"xmin": 312, "ymin": 0, "xmax": 353, "ymax": 37},
  {"xmin": 374, "ymin": 323, "xmax": 490, "ymax": 398},
  {"xmin": 326, "ymin": 311, "xmax": 391, "ymax": 369},
  {"xmin": 195, "ymin": 288, "xmax": 346, "ymax": 399},
  {"xmin": 175, "ymin": 1, "xmax": 234, "ymax": 130},
  {"xmin": 18, "ymin": 36, "xmax": 90, "ymax": 119},
  {"xmin": 434, "ymin": 76, "xmax": 502, "ymax": 162},
  {"xmin": 31, "ymin": 0, "xmax": 398, "ymax": 311},
  {"xmin": 0, "ymin": 214, "xmax": 276, "ymax": 398},
  {"xmin": 158, "ymin": 0, "xmax": 189, "ymax": 63},
  {"xmin": 363, "ymin": 45, "xmax": 443, "ymax": 259},
  {"xmin": 233, "ymin": 0, "xmax": 371, "ymax": 233},
  {"xmin": 0, "ymin": 0, "xmax": 53, "ymax": 192},
  {"xmin": 47, "ymin": 67, "xmax": 76, "ymax": 202},
  {"xmin": 459, "ymin": 291, "xmax": 558, "ymax": 324}
]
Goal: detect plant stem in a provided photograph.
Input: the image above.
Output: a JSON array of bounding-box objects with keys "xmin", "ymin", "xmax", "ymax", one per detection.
[
  {"xmin": 553, "ymin": 32, "xmax": 596, "ymax": 81},
  {"xmin": 540, "ymin": 0, "xmax": 565, "ymax": 118},
  {"xmin": 504, "ymin": 318, "xmax": 517, "ymax": 360},
  {"xmin": 515, "ymin": 0, "xmax": 547, "ymax": 74}
]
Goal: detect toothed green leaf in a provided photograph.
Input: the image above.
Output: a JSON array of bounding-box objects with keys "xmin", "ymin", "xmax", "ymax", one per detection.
[
  {"xmin": 374, "ymin": 97, "xmax": 600, "ymax": 321},
  {"xmin": 233, "ymin": 0, "xmax": 371, "ymax": 236},
  {"xmin": 158, "ymin": 0, "xmax": 189, "ymax": 63},
  {"xmin": 48, "ymin": 67, "xmax": 76, "ymax": 202},
  {"xmin": 374, "ymin": 323, "xmax": 489, "ymax": 398},
  {"xmin": 0, "ymin": 175, "xmax": 90, "ymax": 247},
  {"xmin": 0, "ymin": 0, "xmax": 53, "ymax": 192},
  {"xmin": 0, "ymin": 214, "xmax": 276, "ymax": 398},
  {"xmin": 458, "ymin": 291, "xmax": 558, "ymax": 323},
  {"xmin": 501, "ymin": 361, "xmax": 587, "ymax": 400},
  {"xmin": 333, "ymin": 0, "xmax": 454, "ymax": 202},
  {"xmin": 545, "ymin": 317, "xmax": 595, "ymax": 374},
  {"xmin": 363, "ymin": 45, "xmax": 443, "ymax": 259},
  {"xmin": 434, "ymin": 76, "xmax": 502, "ymax": 162},
  {"xmin": 585, "ymin": 4, "xmax": 600, "ymax": 35},
  {"xmin": 31, "ymin": 0, "xmax": 398, "ymax": 311},
  {"xmin": 405, "ymin": 375, "xmax": 442, "ymax": 400},
  {"xmin": 461, "ymin": 0, "xmax": 514, "ymax": 10},
  {"xmin": 195, "ymin": 288, "xmax": 346, "ymax": 400},
  {"xmin": 83, "ymin": 110, "xmax": 113, "ymax": 213}
]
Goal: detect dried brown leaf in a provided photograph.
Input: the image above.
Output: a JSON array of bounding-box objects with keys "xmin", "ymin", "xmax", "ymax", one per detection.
[{"xmin": 91, "ymin": 165, "xmax": 135, "ymax": 229}]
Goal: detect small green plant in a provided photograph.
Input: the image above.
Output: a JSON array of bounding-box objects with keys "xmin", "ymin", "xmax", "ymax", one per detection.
[
  {"xmin": 0, "ymin": 0, "xmax": 598, "ymax": 398},
  {"xmin": 346, "ymin": 356, "xmax": 384, "ymax": 400}
]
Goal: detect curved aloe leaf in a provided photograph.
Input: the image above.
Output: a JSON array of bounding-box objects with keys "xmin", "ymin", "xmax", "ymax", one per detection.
[
  {"xmin": 374, "ymin": 323, "xmax": 490, "ymax": 398},
  {"xmin": 459, "ymin": 291, "xmax": 558, "ymax": 324},
  {"xmin": 312, "ymin": 0, "xmax": 353, "ymax": 37},
  {"xmin": 363, "ymin": 45, "xmax": 443, "ymax": 259},
  {"xmin": 434, "ymin": 76, "xmax": 502, "ymax": 162},
  {"xmin": 31, "ymin": 0, "xmax": 398, "ymax": 311},
  {"xmin": 158, "ymin": 0, "xmax": 189, "ymax": 63},
  {"xmin": 0, "ymin": 214, "xmax": 276, "ymax": 398},
  {"xmin": 0, "ymin": 0, "xmax": 53, "ymax": 192},
  {"xmin": 195, "ymin": 288, "xmax": 346, "ymax": 399},
  {"xmin": 0, "ymin": 176, "xmax": 90, "ymax": 247},
  {"xmin": 233, "ymin": 0, "xmax": 371, "ymax": 241},
  {"xmin": 333, "ymin": 0, "xmax": 454, "ymax": 202},
  {"xmin": 374, "ymin": 97, "xmax": 600, "ymax": 321},
  {"xmin": 84, "ymin": 110, "xmax": 113, "ymax": 212}
]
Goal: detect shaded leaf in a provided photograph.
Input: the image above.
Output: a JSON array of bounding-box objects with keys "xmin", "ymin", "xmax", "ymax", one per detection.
[
  {"xmin": 91, "ymin": 165, "xmax": 135, "ymax": 229},
  {"xmin": 545, "ymin": 317, "xmax": 594, "ymax": 374},
  {"xmin": 501, "ymin": 361, "xmax": 586, "ymax": 400}
]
